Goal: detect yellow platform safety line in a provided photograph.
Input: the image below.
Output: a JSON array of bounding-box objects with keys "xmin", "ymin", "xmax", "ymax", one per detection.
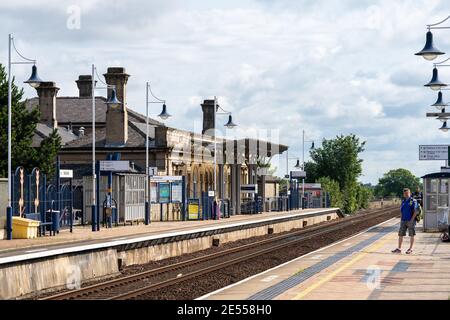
[{"xmin": 293, "ymin": 232, "xmax": 395, "ymax": 300}]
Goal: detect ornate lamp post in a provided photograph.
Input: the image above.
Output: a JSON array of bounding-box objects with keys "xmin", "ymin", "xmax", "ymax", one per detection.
[{"xmin": 6, "ymin": 34, "xmax": 44, "ymax": 240}]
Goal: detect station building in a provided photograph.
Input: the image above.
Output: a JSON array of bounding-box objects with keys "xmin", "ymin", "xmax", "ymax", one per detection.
[{"xmin": 24, "ymin": 67, "xmax": 288, "ymax": 219}]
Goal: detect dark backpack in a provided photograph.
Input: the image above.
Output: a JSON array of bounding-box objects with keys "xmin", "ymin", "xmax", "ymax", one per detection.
[{"xmin": 411, "ymin": 200, "xmax": 423, "ymax": 223}]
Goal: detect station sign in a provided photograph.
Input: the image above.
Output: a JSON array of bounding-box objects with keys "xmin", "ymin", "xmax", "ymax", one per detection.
[
  {"xmin": 291, "ymin": 171, "xmax": 307, "ymax": 178},
  {"xmin": 148, "ymin": 167, "xmax": 158, "ymax": 177},
  {"xmin": 419, "ymin": 145, "xmax": 450, "ymax": 161},
  {"xmin": 151, "ymin": 175, "xmax": 183, "ymax": 182},
  {"xmin": 241, "ymin": 184, "xmax": 258, "ymax": 194},
  {"xmin": 100, "ymin": 160, "xmax": 130, "ymax": 172},
  {"xmin": 59, "ymin": 169, "xmax": 73, "ymax": 178}
]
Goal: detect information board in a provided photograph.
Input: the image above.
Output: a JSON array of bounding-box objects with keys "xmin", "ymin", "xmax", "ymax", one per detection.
[
  {"xmin": 158, "ymin": 183, "xmax": 171, "ymax": 203},
  {"xmin": 188, "ymin": 199, "xmax": 200, "ymax": 220},
  {"xmin": 171, "ymin": 182, "xmax": 183, "ymax": 203},
  {"xmin": 150, "ymin": 182, "xmax": 158, "ymax": 203},
  {"xmin": 100, "ymin": 161, "xmax": 129, "ymax": 172},
  {"xmin": 419, "ymin": 145, "xmax": 450, "ymax": 161}
]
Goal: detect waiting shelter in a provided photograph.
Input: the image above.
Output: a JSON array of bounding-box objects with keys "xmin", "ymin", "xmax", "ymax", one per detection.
[{"xmin": 422, "ymin": 171, "xmax": 450, "ymax": 232}]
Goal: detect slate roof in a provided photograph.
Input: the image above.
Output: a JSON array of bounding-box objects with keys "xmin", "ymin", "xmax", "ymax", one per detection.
[
  {"xmin": 25, "ymin": 96, "xmax": 163, "ymax": 126},
  {"xmin": 63, "ymin": 121, "xmax": 148, "ymax": 149},
  {"xmin": 32, "ymin": 123, "xmax": 78, "ymax": 147}
]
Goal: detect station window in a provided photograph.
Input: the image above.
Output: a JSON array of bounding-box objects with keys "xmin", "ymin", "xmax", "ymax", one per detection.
[
  {"xmin": 426, "ymin": 195, "xmax": 438, "ymax": 211},
  {"xmin": 440, "ymin": 179, "xmax": 449, "ymax": 194},
  {"xmin": 439, "ymin": 194, "xmax": 449, "ymax": 207},
  {"xmin": 427, "ymin": 179, "xmax": 439, "ymax": 193}
]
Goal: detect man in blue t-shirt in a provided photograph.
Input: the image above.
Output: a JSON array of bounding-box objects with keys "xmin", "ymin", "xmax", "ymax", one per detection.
[{"xmin": 392, "ymin": 188, "xmax": 418, "ymax": 255}]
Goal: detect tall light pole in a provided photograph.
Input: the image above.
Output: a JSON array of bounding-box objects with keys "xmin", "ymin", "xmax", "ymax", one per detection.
[
  {"xmin": 301, "ymin": 130, "xmax": 315, "ymax": 207},
  {"xmin": 6, "ymin": 34, "xmax": 43, "ymax": 240},
  {"xmin": 90, "ymin": 65, "xmax": 122, "ymax": 231},
  {"xmin": 145, "ymin": 83, "xmax": 170, "ymax": 225},
  {"xmin": 212, "ymin": 97, "xmax": 237, "ymax": 200}
]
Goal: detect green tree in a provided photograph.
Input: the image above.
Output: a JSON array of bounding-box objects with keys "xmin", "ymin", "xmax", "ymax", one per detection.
[
  {"xmin": 308, "ymin": 134, "xmax": 365, "ymax": 191},
  {"xmin": 375, "ymin": 168, "xmax": 421, "ymax": 198},
  {"xmin": 356, "ymin": 184, "xmax": 374, "ymax": 209},
  {"xmin": 305, "ymin": 134, "xmax": 366, "ymax": 213},
  {"xmin": 0, "ymin": 63, "xmax": 61, "ymax": 177},
  {"xmin": 318, "ymin": 177, "xmax": 343, "ymax": 209}
]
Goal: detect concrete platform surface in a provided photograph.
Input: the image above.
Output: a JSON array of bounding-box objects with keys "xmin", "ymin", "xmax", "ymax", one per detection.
[
  {"xmin": 200, "ymin": 218, "xmax": 450, "ymax": 300},
  {"xmin": 0, "ymin": 208, "xmax": 338, "ymax": 264}
]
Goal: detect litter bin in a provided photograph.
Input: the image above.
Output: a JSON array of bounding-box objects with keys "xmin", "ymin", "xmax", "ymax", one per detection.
[{"xmin": 12, "ymin": 217, "xmax": 40, "ymax": 239}]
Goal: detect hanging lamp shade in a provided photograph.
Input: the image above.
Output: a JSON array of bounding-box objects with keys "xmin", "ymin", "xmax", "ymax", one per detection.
[
  {"xmin": 415, "ymin": 31, "xmax": 445, "ymax": 61},
  {"xmin": 24, "ymin": 65, "xmax": 43, "ymax": 88},
  {"xmin": 158, "ymin": 103, "xmax": 171, "ymax": 120},
  {"xmin": 224, "ymin": 114, "xmax": 237, "ymax": 129},
  {"xmin": 425, "ymin": 67, "xmax": 447, "ymax": 91},
  {"xmin": 106, "ymin": 88, "xmax": 122, "ymax": 105},
  {"xmin": 294, "ymin": 159, "xmax": 301, "ymax": 169},
  {"xmin": 432, "ymin": 91, "xmax": 448, "ymax": 109},
  {"xmin": 440, "ymin": 121, "xmax": 450, "ymax": 132}
]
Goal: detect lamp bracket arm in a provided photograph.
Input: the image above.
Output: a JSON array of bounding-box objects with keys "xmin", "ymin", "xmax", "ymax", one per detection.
[
  {"xmin": 435, "ymin": 56, "xmax": 450, "ymax": 66},
  {"xmin": 11, "ymin": 37, "xmax": 37, "ymax": 64},
  {"xmin": 216, "ymin": 105, "xmax": 232, "ymax": 114},
  {"xmin": 428, "ymin": 15, "xmax": 450, "ymax": 29},
  {"xmin": 94, "ymin": 67, "xmax": 109, "ymax": 86},
  {"xmin": 147, "ymin": 83, "xmax": 165, "ymax": 103}
]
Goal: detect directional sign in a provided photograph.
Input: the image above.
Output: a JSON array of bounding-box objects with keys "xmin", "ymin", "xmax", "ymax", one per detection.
[
  {"xmin": 151, "ymin": 175, "xmax": 183, "ymax": 182},
  {"xmin": 100, "ymin": 160, "xmax": 130, "ymax": 171},
  {"xmin": 241, "ymin": 184, "xmax": 258, "ymax": 194},
  {"xmin": 419, "ymin": 145, "xmax": 450, "ymax": 161},
  {"xmin": 291, "ymin": 171, "xmax": 307, "ymax": 178},
  {"xmin": 60, "ymin": 169, "xmax": 73, "ymax": 178}
]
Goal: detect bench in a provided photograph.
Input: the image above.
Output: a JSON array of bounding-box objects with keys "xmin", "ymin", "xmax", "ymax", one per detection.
[{"xmin": 24, "ymin": 213, "xmax": 54, "ymax": 237}]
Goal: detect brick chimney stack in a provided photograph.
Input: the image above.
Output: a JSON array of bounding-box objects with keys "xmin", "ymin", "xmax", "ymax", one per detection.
[
  {"xmin": 76, "ymin": 75, "xmax": 96, "ymax": 98},
  {"xmin": 103, "ymin": 67, "xmax": 130, "ymax": 146},
  {"xmin": 201, "ymin": 99, "xmax": 216, "ymax": 135},
  {"xmin": 36, "ymin": 81, "xmax": 59, "ymax": 129}
]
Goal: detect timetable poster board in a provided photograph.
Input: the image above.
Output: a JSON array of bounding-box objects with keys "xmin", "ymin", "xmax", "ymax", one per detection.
[
  {"xmin": 158, "ymin": 182, "xmax": 171, "ymax": 203},
  {"xmin": 150, "ymin": 182, "xmax": 158, "ymax": 203},
  {"xmin": 188, "ymin": 199, "xmax": 200, "ymax": 220},
  {"xmin": 171, "ymin": 182, "xmax": 183, "ymax": 203}
]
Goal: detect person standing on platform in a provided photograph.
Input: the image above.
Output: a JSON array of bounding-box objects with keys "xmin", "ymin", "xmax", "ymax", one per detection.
[
  {"xmin": 392, "ymin": 188, "xmax": 418, "ymax": 255},
  {"xmin": 412, "ymin": 187, "xmax": 423, "ymax": 208}
]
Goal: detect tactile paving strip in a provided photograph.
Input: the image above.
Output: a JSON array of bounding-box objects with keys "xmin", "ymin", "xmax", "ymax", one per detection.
[{"xmin": 247, "ymin": 225, "xmax": 397, "ymax": 300}]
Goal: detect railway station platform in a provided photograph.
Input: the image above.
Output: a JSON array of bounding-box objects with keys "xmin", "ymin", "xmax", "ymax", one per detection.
[
  {"xmin": 199, "ymin": 218, "xmax": 450, "ymax": 300},
  {"xmin": 0, "ymin": 208, "xmax": 342, "ymax": 299}
]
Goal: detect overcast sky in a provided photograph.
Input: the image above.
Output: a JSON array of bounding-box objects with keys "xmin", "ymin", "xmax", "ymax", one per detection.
[{"xmin": 2, "ymin": 0, "xmax": 450, "ymax": 184}]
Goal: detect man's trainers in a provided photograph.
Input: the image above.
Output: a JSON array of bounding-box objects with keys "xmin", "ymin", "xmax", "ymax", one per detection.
[{"xmin": 391, "ymin": 248, "xmax": 401, "ymax": 254}]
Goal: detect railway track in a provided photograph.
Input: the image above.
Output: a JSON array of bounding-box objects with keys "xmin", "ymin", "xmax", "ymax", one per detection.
[{"xmin": 42, "ymin": 206, "xmax": 398, "ymax": 300}]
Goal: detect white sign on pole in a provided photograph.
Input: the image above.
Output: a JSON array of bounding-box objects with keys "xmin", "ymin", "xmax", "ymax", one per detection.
[
  {"xmin": 60, "ymin": 169, "xmax": 73, "ymax": 178},
  {"xmin": 291, "ymin": 171, "xmax": 307, "ymax": 178},
  {"xmin": 151, "ymin": 176, "xmax": 183, "ymax": 182},
  {"xmin": 240, "ymin": 184, "xmax": 258, "ymax": 194},
  {"xmin": 100, "ymin": 160, "xmax": 130, "ymax": 172},
  {"xmin": 148, "ymin": 167, "xmax": 158, "ymax": 176},
  {"xmin": 419, "ymin": 145, "xmax": 449, "ymax": 161}
]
